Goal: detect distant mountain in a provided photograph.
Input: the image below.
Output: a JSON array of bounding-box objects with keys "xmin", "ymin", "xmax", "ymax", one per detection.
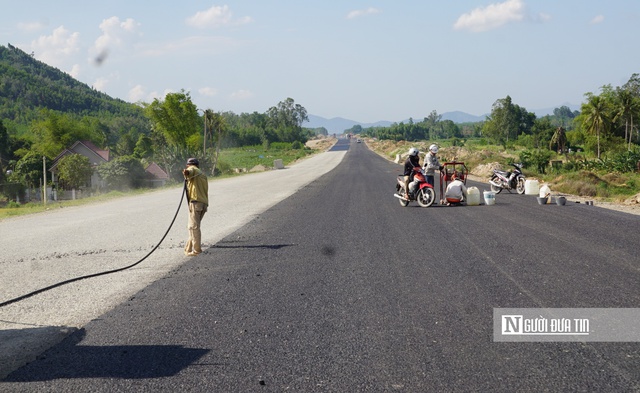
[
  {"xmin": 440, "ymin": 111, "xmax": 487, "ymax": 123},
  {"xmin": 304, "ymin": 111, "xmax": 486, "ymax": 133},
  {"xmin": 304, "ymin": 115, "xmax": 392, "ymax": 134},
  {"xmin": 306, "ymin": 104, "xmax": 581, "ymax": 134}
]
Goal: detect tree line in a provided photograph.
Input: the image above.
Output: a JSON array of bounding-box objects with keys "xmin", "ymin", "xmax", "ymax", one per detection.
[{"xmin": 360, "ymin": 73, "xmax": 640, "ymax": 166}]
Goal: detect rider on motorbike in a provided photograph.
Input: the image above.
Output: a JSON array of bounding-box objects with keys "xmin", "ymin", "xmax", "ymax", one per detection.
[{"xmin": 403, "ymin": 147, "xmax": 421, "ymax": 200}]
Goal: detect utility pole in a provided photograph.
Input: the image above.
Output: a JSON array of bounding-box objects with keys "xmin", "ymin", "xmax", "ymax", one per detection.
[{"xmin": 42, "ymin": 156, "xmax": 47, "ymax": 205}]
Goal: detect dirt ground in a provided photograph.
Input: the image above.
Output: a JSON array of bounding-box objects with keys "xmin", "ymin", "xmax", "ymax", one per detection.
[{"xmin": 305, "ymin": 136, "xmax": 338, "ymax": 151}]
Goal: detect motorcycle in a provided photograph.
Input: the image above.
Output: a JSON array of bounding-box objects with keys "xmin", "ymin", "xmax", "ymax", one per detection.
[
  {"xmin": 394, "ymin": 167, "xmax": 436, "ymax": 207},
  {"xmin": 489, "ymin": 163, "xmax": 526, "ymax": 194}
]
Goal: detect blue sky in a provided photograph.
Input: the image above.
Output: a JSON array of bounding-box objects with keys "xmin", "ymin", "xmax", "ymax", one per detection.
[{"xmin": 1, "ymin": 1, "xmax": 639, "ymax": 123}]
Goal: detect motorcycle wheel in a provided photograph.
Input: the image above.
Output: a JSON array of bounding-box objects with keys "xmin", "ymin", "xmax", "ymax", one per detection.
[
  {"xmin": 398, "ymin": 189, "xmax": 409, "ymax": 207},
  {"xmin": 490, "ymin": 175, "xmax": 503, "ymax": 194},
  {"xmin": 416, "ymin": 187, "xmax": 436, "ymax": 207},
  {"xmin": 516, "ymin": 177, "xmax": 526, "ymax": 194}
]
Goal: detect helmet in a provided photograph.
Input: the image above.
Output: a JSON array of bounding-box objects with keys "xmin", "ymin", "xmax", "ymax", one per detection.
[
  {"xmin": 186, "ymin": 158, "xmax": 199, "ymax": 166},
  {"xmin": 429, "ymin": 144, "xmax": 439, "ymax": 153},
  {"xmin": 408, "ymin": 147, "xmax": 419, "ymax": 157}
]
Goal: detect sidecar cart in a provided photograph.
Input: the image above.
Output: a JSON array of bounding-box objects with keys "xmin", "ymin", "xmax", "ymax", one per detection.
[{"xmin": 440, "ymin": 161, "xmax": 468, "ymax": 204}]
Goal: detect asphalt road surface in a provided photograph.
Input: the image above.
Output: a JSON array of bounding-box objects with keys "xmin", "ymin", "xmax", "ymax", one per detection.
[{"xmin": 2, "ymin": 139, "xmax": 639, "ymax": 392}]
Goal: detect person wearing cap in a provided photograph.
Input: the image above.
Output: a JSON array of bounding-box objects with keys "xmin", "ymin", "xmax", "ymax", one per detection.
[
  {"xmin": 183, "ymin": 158, "xmax": 209, "ymax": 256},
  {"xmin": 444, "ymin": 171, "xmax": 467, "ymax": 206}
]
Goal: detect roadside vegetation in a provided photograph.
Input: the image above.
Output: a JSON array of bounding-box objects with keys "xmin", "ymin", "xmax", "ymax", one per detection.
[
  {"xmin": 0, "ymin": 138, "xmax": 331, "ymax": 220},
  {"xmin": 357, "ymin": 73, "xmax": 640, "ymax": 204},
  {"xmin": 0, "ymin": 44, "xmax": 331, "ymax": 211}
]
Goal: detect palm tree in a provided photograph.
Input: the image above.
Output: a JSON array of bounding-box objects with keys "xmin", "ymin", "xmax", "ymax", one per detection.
[
  {"xmin": 581, "ymin": 93, "xmax": 610, "ymax": 159},
  {"xmin": 549, "ymin": 126, "xmax": 567, "ymax": 154},
  {"xmin": 613, "ymin": 89, "xmax": 640, "ymax": 151},
  {"xmin": 203, "ymin": 109, "xmax": 215, "ymax": 157},
  {"xmin": 209, "ymin": 112, "xmax": 227, "ymax": 176}
]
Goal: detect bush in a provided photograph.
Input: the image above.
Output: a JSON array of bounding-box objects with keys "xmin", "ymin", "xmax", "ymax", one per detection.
[
  {"xmin": 519, "ymin": 149, "xmax": 553, "ymax": 174},
  {"xmin": 270, "ymin": 142, "xmax": 292, "ymax": 150},
  {"xmin": 96, "ymin": 156, "xmax": 146, "ymax": 190}
]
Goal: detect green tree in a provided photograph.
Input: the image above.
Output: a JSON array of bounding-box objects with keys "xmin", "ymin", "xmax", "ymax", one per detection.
[
  {"xmin": 208, "ymin": 111, "xmax": 227, "ymax": 176},
  {"xmin": 0, "ymin": 120, "xmax": 10, "ymax": 183},
  {"xmin": 441, "ymin": 120, "xmax": 461, "ymax": 138},
  {"xmin": 133, "ymin": 134, "xmax": 154, "ymax": 159},
  {"xmin": 483, "ymin": 96, "xmax": 535, "ymax": 145},
  {"xmin": 14, "ymin": 151, "xmax": 44, "ymax": 188},
  {"xmin": 580, "ymin": 92, "xmax": 611, "ymax": 159},
  {"xmin": 549, "ymin": 126, "xmax": 567, "ymax": 153},
  {"xmin": 266, "ymin": 98, "xmax": 309, "ymax": 143},
  {"xmin": 57, "ymin": 154, "xmax": 93, "ymax": 190},
  {"xmin": 144, "ymin": 90, "xmax": 200, "ymax": 150},
  {"xmin": 613, "ymin": 87, "xmax": 640, "ymax": 150},
  {"xmin": 96, "ymin": 156, "xmax": 146, "ymax": 190},
  {"xmin": 30, "ymin": 110, "xmax": 100, "ymax": 158},
  {"xmin": 425, "ymin": 110, "xmax": 442, "ymax": 140}
]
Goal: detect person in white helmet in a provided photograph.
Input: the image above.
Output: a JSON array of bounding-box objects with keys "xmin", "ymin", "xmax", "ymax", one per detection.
[
  {"xmin": 423, "ymin": 144, "xmax": 443, "ymax": 187},
  {"xmin": 402, "ymin": 147, "xmax": 421, "ymax": 200}
]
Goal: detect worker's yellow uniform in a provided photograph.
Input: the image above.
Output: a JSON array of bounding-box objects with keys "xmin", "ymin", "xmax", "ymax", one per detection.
[{"xmin": 184, "ymin": 165, "xmax": 208, "ymax": 255}]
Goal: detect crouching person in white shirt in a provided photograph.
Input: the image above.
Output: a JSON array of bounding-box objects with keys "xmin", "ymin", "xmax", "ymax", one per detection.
[{"xmin": 445, "ymin": 172, "xmax": 467, "ymax": 206}]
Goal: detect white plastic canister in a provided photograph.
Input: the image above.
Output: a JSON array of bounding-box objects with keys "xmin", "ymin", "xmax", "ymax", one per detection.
[
  {"xmin": 466, "ymin": 187, "xmax": 480, "ymax": 206},
  {"xmin": 483, "ymin": 190, "xmax": 496, "ymax": 205},
  {"xmin": 539, "ymin": 184, "xmax": 551, "ymax": 198},
  {"xmin": 524, "ymin": 179, "xmax": 539, "ymax": 195}
]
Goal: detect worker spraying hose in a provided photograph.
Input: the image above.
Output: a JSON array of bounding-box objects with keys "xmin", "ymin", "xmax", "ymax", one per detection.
[{"xmin": 182, "ymin": 158, "xmax": 209, "ymax": 256}]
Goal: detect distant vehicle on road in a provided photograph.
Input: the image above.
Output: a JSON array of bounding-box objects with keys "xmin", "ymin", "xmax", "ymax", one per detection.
[{"xmin": 356, "ymin": 139, "xmax": 361, "ymax": 143}]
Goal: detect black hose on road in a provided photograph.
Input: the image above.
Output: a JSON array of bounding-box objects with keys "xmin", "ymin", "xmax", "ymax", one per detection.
[{"xmin": 0, "ymin": 185, "xmax": 187, "ymax": 308}]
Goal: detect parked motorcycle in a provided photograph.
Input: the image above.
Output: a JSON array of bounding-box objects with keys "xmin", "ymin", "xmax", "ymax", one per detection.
[
  {"xmin": 489, "ymin": 163, "xmax": 526, "ymax": 194},
  {"xmin": 394, "ymin": 167, "xmax": 436, "ymax": 207}
]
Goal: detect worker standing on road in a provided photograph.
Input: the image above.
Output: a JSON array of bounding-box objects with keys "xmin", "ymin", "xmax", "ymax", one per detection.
[
  {"xmin": 423, "ymin": 144, "xmax": 442, "ymax": 187},
  {"xmin": 423, "ymin": 144, "xmax": 443, "ymax": 202},
  {"xmin": 183, "ymin": 158, "xmax": 208, "ymax": 256}
]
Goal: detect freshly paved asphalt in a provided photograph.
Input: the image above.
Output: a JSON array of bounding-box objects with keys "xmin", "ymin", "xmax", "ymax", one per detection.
[{"xmin": 2, "ymin": 140, "xmax": 639, "ymax": 392}]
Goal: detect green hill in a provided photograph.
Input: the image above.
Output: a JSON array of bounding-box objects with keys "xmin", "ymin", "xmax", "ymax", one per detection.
[{"xmin": 0, "ymin": 44, "xmax": 144, "ymax": 124}]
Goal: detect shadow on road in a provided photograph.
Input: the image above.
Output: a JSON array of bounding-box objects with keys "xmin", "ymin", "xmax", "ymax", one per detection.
[{"xmin": 3, "ymin": 328, "xmax": 209, "ymax": 381}]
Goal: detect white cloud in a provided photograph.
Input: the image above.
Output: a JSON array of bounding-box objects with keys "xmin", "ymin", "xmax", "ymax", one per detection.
[
  {"xmin": 347, "ymin": 8, "xmax": 381, "ymax": 19},
  {"xmin": 186, "ymin": 5, "xmax": 253, "ymax": 28},
  {"xmin": 90, "ymin": 16, "xmax": 141, "ymax": 65},
  {"xmin": 128, "ymin": 85, "xmax": 146, "ymax": 102},
  {"xmin": 93, "ymin": 77, "xmax": 109, "ymax": 91},
  {"xmin": 230, "ymin": 89, "xmax": 254, "ymax": 100},
  {"xmin": 590, "ymin": 15, "xmax": 605, "ymax": 24},
  {"xmin": 69, "ymin": 64, "xmax": 81, "ymax": 78},
  {"xmin": 454, "ymin": 0, "xmax": 527, "ymax": 32},
  {"xmin": 199, "ymin": 87, "xmax": 218, "ymax": 97},
  {"xmin": 30, "ymin": 25, "xmax": 80, "ymax": 67}
]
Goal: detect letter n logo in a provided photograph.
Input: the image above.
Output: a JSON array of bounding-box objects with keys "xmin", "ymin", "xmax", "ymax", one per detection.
[{"xmin": 501, "ymin": 315, "xmax": 522, "ymax": 335}]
